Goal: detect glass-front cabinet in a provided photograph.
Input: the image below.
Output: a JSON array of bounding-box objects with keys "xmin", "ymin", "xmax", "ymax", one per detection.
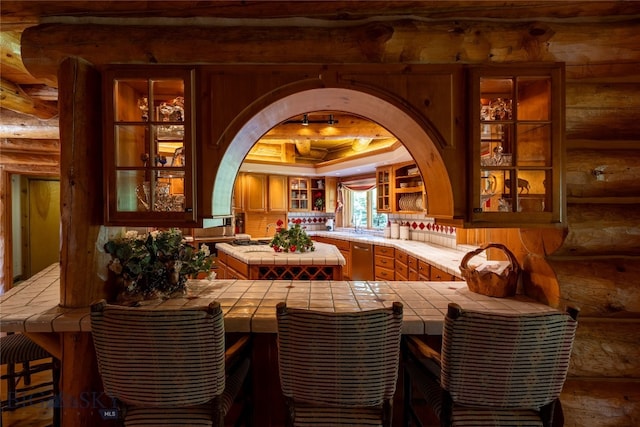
[
  {"xmin": 376, "ymin": 167, "xmax": 392, "ymax": 213},
  {"xmin": 104, "ymin": 68, "xmax": 197, "ymax": 226},
  {"xmin": 289, "ymin": 177, "xmax": 310, "ymax": 211},
  {"xmin": 469, "ymin": 65, "xmax": 564, "ymax": 226}
]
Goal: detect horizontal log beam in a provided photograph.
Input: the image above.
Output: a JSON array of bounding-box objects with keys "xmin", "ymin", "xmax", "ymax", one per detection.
[
  {"xmin": 3, "ymin": 1, "xmax": 640, "ymax": 25},
  {"xmin": 552, "ymin": 204, "xmax": 640, "ymax": 257},
  {"xmin": 566, "ymin": 149, "xmax": 640, "ymax": 198},
  {"xmin": 20, "ymin": 19, "xmax": 640, "ymax": 84},
  {"xmin": 0, "ymin": 78, "xmax": 58, "ymax": 119},
  {"xmin": 0, "ymin": 138, "xmax": 60, "ymax": 153},
  {"xmin": 0, "ymin": 150, "xmax": 60, "ymax": 167},
  {"xmin": 0, "ymin": 108, "xmax": 59, "ymax": 139},
  {"xmin": 549, "ymin": 257, "xmax": 640, "ymax": 317},
  {"xmin": 562, "ymin": 378, "xmax": 640, "ymax": 427},
  {"xmin": 571, "ymin": 318, "xmax": 640, "ymax": 378}
]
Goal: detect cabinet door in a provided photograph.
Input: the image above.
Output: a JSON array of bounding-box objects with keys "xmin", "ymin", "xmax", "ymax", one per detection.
[
  {"xmin": 233, "ymin": 173, "xmax": 244, "ymax": 212},
  {"xmin": 268, "ymin": 175, "xmax": 288, "ymax": 212},
  {"xmin": 289, "ymin": 177, "xmax": 310, "ymax": 211},
  {"xmin": 376, "ymin": 167, "xmax": 392, "ymax": 213},
  {"xmin": 469, "ymin": 65, "xmax": 563, "ymax": 226},
  {"xmin": 104, "ymin": 67, "xmax": 197, "ymax": 226},
  {"xmin": 244, "ymin": 173, "xmax": 267, "ymax": 212},
  {"xmin": 324, "ymin": 177, "xmax": 338, "ymax": 213}
]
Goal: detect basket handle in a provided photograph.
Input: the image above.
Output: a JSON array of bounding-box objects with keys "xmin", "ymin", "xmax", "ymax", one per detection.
[{"xmin": 460, "ymin": 243, "xmax": 520, "ymax": 273}]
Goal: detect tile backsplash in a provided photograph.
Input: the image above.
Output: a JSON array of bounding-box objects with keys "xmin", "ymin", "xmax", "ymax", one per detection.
[{"xmin": 388, "ymin": 214, "xmax": 457, "ymax": 249}]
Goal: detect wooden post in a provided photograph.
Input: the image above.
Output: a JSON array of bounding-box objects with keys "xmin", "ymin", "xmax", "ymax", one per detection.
[
  {"xmin": 57, "ymin": 57, "xmax": 107, "ymax": 427},
  {"xmin": 57, "ymin": 57, "xmax": 106, "ymax": 308},
  {"xmin": 0, "ymin": 168, "xmax": 11, "ymax": 292}
]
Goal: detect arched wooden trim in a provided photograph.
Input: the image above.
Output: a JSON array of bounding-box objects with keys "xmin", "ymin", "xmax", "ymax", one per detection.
[{"xmin": 211, "ymin": 87, "xmax": 454, "ymax": 218}]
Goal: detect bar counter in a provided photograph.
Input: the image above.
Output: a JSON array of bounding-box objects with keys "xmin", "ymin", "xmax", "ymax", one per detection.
[{"xmin": 1, "ymin": 263, "xmax": 556, "ymax": 335}]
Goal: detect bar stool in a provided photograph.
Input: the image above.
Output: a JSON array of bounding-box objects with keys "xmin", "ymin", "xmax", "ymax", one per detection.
[{"xmin": 1, "ymin": 333, "xmax": 60, "ymax": 427}]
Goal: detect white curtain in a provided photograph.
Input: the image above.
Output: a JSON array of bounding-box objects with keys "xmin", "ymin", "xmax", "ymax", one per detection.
[{"xmin": 337, "ymin": 177, "xmax": 376, "ymax": 226}]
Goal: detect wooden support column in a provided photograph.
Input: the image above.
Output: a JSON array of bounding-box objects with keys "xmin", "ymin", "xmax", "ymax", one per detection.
[
  {"xmin": 0, "ymin": 167, "xmax": 11, "ymax": 292},
  {"xmin": 57, "ymin": 57, "xmax": 106, "ymax": 427},
  {"xmin": 57, "ymin": 57, "xmax": 106, "ymax": 308},
  {"xmin": 60, "ymin": 332, "xmax": 105, "ymax": 426}
]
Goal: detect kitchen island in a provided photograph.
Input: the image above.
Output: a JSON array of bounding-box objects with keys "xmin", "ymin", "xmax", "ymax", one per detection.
[
  {"xmin": 1, "ymin": 264, "xmax": 559, "ymax": 427},
  {"xmin": 216, "ymin": 241, "xmax": 345, "ymax": 280}
]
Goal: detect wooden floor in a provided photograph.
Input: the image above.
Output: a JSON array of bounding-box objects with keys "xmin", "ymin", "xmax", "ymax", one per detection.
[{"xmin": 1, "ymin": 361, "xmax": 55, "ymax": 427}]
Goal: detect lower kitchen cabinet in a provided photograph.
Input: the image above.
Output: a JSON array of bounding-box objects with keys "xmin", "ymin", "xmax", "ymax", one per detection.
[
  {"xmin": 312, "ymin": 236, "xmax": 351, "ymax": 279},
  {"xmin": 374, "ymin": 245, "xmax": 395, "ymax": 281},
  {"xmin": 395, "ymin": 250, "xmax": 408, "ymax": 281}
]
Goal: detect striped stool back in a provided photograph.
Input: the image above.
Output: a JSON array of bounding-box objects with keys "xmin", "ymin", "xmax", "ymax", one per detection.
[
  {"xmin": 441, "ymin": 303, "xmax": 578, "ymax": 410},
  {"xmin": 90, "ymin": 300, "xmax": 226, "ymax": 408},
  {"xmin": 276, "ymin": 302, "xmax": 403, "ymax": 426}
]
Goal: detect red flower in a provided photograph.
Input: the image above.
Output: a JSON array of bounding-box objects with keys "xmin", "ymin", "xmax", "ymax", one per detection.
[
  {"xmin": 277, "ymin": 219, "xmax": 284, "ymax": 226},
  {"xmin": 294, "ymin": 218, "xmax": 302, "ymax": 225},
  {"xmin": 289, "ymin": 245, "xmax": 297, "ymax": 252}
]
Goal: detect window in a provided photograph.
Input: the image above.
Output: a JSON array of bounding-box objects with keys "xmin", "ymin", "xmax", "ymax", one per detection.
[{"xmin": 346, "ymin": 187, "xmax": 387, "ymax": 230}]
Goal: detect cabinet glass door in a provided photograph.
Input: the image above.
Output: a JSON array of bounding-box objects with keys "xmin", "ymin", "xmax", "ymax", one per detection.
[
  {"xmin": 105, "ymin": 69, "xmax": 196, "ymax": 225},
  {"xmin": 470, "ymin": 66, "xmax": 563, "ymax": 225}
]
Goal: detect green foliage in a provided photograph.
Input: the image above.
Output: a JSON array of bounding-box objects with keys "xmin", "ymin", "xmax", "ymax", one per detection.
[
  {"xmin": 104, "ymin": 228, "xmax": 213, "ymax": 298},
  {"xmin": 269, "ymin": 219, "xmax": 315, "ymax": 253}
]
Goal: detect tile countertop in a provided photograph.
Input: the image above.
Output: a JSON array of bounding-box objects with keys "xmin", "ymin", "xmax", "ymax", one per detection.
[
  {"xmin": 308, "ymin": 230, "xmax": 477, "ymax": 279},
  {"xmin": 1, "ymin": 264, "xmax": 556, "ymax": 336},
  {"xmin": 216, "ymin": 241, "xmax": 346, "ymax": 266}
]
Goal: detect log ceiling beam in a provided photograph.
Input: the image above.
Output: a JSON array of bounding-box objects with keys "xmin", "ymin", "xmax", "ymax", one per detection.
[
  {"xmin": 0, "ymin": 108, "xmax": 59, "ymax": 139},
  {"xmin": 0, "ymin": 78, "xmax": 58, "ymax": 119}
]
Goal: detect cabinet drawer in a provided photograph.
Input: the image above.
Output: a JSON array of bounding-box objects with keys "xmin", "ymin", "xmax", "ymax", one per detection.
[
  {"xmin": 395, "ymin": 250, "xmax": 408, "ymax": 264},
  {"xmin": 375, "ymin": 266, "xmax": 395, "ymax": 281},
  {"xmin": 430, "ymin": 265, "xmax": 455, "ymax": 281},
  {"xmin": 395, "ymin": 261, "xmax": 408, "ymax": 279},
  {"xmin": 374, "ymin": 245, "xmax": 395, "ymax": 257},
  {"xmin": 375, "ymin": 255, "xmax": 394, "ymax": 268},
  {"xmin": 418, "ymin": 260, "xmax": 430, "ymax": 281},
  {"xmin": 407, "ymin": 256, "xmax": 418, "ymax": 270}
]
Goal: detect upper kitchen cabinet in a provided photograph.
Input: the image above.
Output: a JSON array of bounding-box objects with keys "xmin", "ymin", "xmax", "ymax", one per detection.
[
  {"xmin": 103, "ymin": 67, "xmax": 198, "ymax": 226},
  {"xmin": 393, "ymin": 162, "xmax": 426, "ymax": 214},
  {"xmin": 289, "ymin": 177, "xmax": 310, "ymax": 211},
  {"xmin": 376, "ymin": 166, "xmax": 392, "ymax": 213},
  {"xmin": 268, "ymin": 175, "xmax": 288, "ymax": 213},
  {"xmin": 468, "ymin": 64, "xmax": 564, "ymax": 226}
]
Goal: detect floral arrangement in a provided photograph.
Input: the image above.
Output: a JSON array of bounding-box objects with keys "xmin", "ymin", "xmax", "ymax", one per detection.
[
  {"xmin": 314, "ymin": 192, "xmax": 324, "ymax": 210},
  {"xmin": 104, "ymin": 228, "xmax": 213, "ymax": 300},
  {"xmin": 269, "ymin": 219, "xmax": 315, "ymax": 253}
]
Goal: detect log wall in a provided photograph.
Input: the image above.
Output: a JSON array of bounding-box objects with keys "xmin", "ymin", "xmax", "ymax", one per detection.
[{"xmin": 12, "ymin": 3, "xmax": 640, "ymax": 425}]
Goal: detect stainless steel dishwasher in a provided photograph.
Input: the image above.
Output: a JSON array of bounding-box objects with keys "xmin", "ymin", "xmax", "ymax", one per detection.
[{"xmin": 350, "ymin": 242, "xmax": 374, "ymax": 281}]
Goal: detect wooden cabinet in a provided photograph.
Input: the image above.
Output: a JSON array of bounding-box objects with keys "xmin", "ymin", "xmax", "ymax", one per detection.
[
  {"xmin": 268, "ymin": 175, "xmax": 288, "ymax": 212},
  {"xmin": 244, "ymin": 173, "xmax": 267, "ymax": 212},
  {"xmin": 430, "ymin": 264, "xmax": 455, "ymax": 281},
  {"xmin": 376, "ymin": 166, "xmax": 392, "ymax": 213},
  {"xmin": 233, "ymin": 173, "xmax": 243, "ymax": 212},
  {"xmin": 395, "ymin": 250, "xmax": 408, "ymax": 281},
  {"xmin": 407, "ymin": 256, "xmax": 419, "ymax": 281},
  {"xmin": 103, "ymin": 67, "xmax": 197, "ymax": 226},
  {"xmin": 374, "ymin": 245, "xmax": 395, "ymax": 280},
  {"xmin": 313, "ymin": 236, "xmax": 351, "ymax": 279},
  {"xmin": 289, "ymin": 177, "xmax": 310, "ymax": 211},
  {"xmin": 324, "ymin": 177, "xmax": 338, "ymax": 213},
  {"xmin": 469, "ymin": 64, "xmax": 564, "ymax": 226},
  {"xmin": 417, "ymin": 259, "xmax": 430, "ymax": 281},
  {"xmin": 393, "ymin": 162, "xmax": 426, "ymax": 213}
]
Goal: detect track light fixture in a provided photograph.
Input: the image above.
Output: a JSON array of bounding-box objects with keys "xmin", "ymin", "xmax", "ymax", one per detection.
[{"xmin": 284, "ymin": 113, "xmax": 339, "ymax": 126}]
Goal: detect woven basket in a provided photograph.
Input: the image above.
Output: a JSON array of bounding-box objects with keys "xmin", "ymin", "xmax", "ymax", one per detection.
[{"xmin": 459, "ymin": 243, "xmax": 520, "ymax": 297}]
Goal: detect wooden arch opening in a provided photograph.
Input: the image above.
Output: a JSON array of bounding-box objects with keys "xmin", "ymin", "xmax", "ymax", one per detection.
[{"xmin": 211, "ymin": 87, "xmax": 454, "ymax": 218}]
